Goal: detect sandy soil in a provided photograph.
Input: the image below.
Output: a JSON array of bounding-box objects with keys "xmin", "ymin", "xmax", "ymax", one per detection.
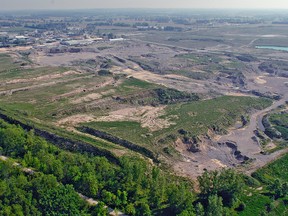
[
  {"xmin": 225, "ymin": 92, "xmax": 255, "ymax": 97},
  {"xmin": 56, "ymin": 105, "xmax": 174, "ymax": 132},
  {"xmin": 71, "ymin": 93, "xmax": 102, "ymax": 104},
  {"xmin": 0, "ymin": 74, "xmax": 95, "ymax": 96},
  {"xmin": 2, "ymin": 35, "xmax": 288, "ymax": 180},
  {"xmin": 216, "ymin": 75, "xmax": 288, "ymax": 173},
  {"xmin": 172, "ymin": 138, "xmax": 240, "ymax": 179},
  {"xmin": 69, "ymin": 84, "xmax": 117, "ymax": 104},
  {"xmin": 96, "ymin": 105, "xmax": 174, "ymax": 131},
  {"xmin": 254, "ymin": 76, "xmax": 267, "ymax": 84},
  {"xmin": 57, "ymin": 114, "xmax": 95, "ymax": 126}
]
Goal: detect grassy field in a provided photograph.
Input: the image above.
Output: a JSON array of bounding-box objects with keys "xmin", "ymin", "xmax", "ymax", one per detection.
[
  {"xmin": 253, "ymin": 153, "xmax": 288, "ymax": 183},
  {"xmin": 239, "ymin": 153, "xmax": 288, "ymax": 215},
  {"xmin": 82, "ymin": 121, "xmax": 154, "ymax": 146},
  {"xmin": 0, "ymin": 54, "xmax": 166, "ymax": 156},
  {"xmin": 270, "ymin": 112, "xmax": 288, "ymax": 140},
  {"xmin": 161, "ymin": 96, "xmax": 271, "ymax": 135},
  {"xmin": 239, "ymin": 192, "xmax": 287, "ymax": 216},
  {"xmin": 114, "ymin": 77, "xmax": 157, "ymax": 94},
  {"xmin": 0, "ymin": 53, "xmax": 22, "ymax": 72},
  {"xmin": 0, "ymin": 53, "xmax": 274, "ymax": 161}
]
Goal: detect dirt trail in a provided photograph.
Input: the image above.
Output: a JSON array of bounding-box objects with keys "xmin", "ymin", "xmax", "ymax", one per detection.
[
  {"xmin": 4, "ymin": 70, "xmax": 79, "ymax": 85},
  {"xmin": 216, "ymin": 74, "xmax": 288, "ymax": 173},
  {"xmin": 0, "ymin": 74, "xmax": 94, "ymax": 96},
  {"xmin": 0, "ymin": 155, "xmax": 34, "ymax": 174},
  {"xmin": 218, "ymin": 97, "xmax": 288, "ymax": 156},
  {"xmin": 78, "ymin": 193, "xmax": 127, "ymax": 216}
]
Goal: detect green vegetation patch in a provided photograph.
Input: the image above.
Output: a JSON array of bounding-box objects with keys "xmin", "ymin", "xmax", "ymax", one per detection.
[
  {"xmin": 253, "ymin": 153, "xmax": 288, "ymax": 183},
  {"xmin": 118, "ymin": 77, "xmax": 156, "ymax": 90},
  {"xmin": 162, "ymin": 96, "xmax": 272, "ymax": 136},
  {"xmin": 0, "ymin": 119, "xmax": 197, "ymax": 216},
  {"xmin": 238, "ymin": 193, "xmax": 271, "ymax": 216},
  {"xmin": 82, "ymin": 121, "xmax": 154, "ymax": 146},
  {"xmin": 0, "ymin": 65, "xmax": 69, "ymax": 80},
  {"xmin": 0, "ymin": 54, "xmax": 23, "ymax": 73},
  {"xmin": 270, "ymin": 112, "xmax": 288, "ymax": 140},
  {"xmin": 0, "ymin": 160, "xmax": 90, "ymax": 215},
  {"xmin": 176, "ymin": 53, "xmax": 222, "ymax": 64}
]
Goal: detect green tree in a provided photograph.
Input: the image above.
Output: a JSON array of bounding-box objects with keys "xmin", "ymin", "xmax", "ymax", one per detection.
[
  {"xmin": 136, "ymin": 202, "xmax": 152, "ymax": 216},
  {"xmin": 93, "ymin": 201, "xmax": 108, "ymax": 216},
  {"xmin": 38, "ymin": 184, "xmax": 83, "ymax": 215},
  {"xmin": 206, "ymin": 195, "xmax": 223, "ymax": 216},
  {"xmin": 195, "ymin": 202, "xmax": 205, "ymax": 216},
  {"xmin": 268, "ymin": 179, "xmax": 288, "ymax": 198},
  {"xmin": 126, "ymin": 203, "xmax": 136, "ymax": 215},
  {"xmin": 79, "ymin": 172, "xmax": 99, "ymax": 197},
  {"xmin": 198, "ymin": 169, "xmax": 242, "ymax": 207}
]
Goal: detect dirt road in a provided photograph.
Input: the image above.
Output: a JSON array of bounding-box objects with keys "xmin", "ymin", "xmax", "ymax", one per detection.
[
  {"xmin": 216, "ymin": 74, "xmax": 288, "ymax": 174},
  {"xmin": 218, "ymin": 96, "xmax": 288, "ymax": 156}
]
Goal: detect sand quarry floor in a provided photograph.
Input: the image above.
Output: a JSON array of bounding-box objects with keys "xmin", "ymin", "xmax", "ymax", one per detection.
[{"xmin": 57, "ymin": 105, "xmax": 174, "ymax": 132}]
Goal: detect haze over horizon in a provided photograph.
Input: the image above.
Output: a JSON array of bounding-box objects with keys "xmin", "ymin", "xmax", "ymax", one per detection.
[{"xmin": 1, "ymin": 0, "xmax": 288, "ymax": 11}]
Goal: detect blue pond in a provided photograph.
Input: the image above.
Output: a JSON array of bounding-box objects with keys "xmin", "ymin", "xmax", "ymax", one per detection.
[{"xmin": 256, "ymin": 46, "xmax": 288, "ymax": 52}]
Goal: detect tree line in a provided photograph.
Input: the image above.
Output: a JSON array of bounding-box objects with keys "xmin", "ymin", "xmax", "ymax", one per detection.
[{"xmin": 0, "ymin": 119, "xmax": 287, "ymax": 215}]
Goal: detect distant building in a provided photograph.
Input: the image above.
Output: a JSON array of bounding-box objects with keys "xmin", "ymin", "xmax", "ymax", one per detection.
[
  {"xmin": 0, "ymin": 32, "xmax": 8, "ymax": 36},
  {"xmin": 60, "ymin": 39, "xmax": 94, "ymax": 46},
  {"xmin": 109, "ymin": 38, "xmax": 124, "ymax": 42},
  {"xmin": 15, "ymin": 35, "xmax": 29, "ymax": 40}
]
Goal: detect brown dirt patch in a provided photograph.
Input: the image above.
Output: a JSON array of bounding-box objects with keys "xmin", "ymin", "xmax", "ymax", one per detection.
[
  {"xmin": 71, "ymin": 93, "xmax": 102, "ymax": 104},
  {"xmin": 56, "ymin": 114, "xmax": 95, "ymax": 127},
  {"xmin": 225, "ymin": 92, "xmax": 255, "ymax": 97},
  {"xmin": 254, "ymin": 76, "xmax": 267, "ymax": 84},
  {"xmin": 96, "ymin": 106, "xmax": 175, "ymax": 131},
  {"xmin": 172, "ymin": 138, "xmax": 239, "ymax": 179}
]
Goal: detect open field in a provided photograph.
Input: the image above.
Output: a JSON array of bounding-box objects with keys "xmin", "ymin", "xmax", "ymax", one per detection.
[
  {"xmin": 81, "ymin": 96, "xmax": 271, "ymax": 147},
  {"xmin": 1, "ymin": 13, "xmax": 288, "ymax": 180},
  {"xmin": 0, "ymin": 51, "xmax": 278, "ymax": 177},
  {"xmin": 1, "ymin": 9, "xmax": 288, "ymax": 216},
  {"xmin": 253, "ymin": 153, "xmax": 288, "ymax": 183}
]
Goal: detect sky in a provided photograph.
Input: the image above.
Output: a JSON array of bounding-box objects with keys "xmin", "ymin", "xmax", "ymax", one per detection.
[{"xmin": 1, "ymin": 0, "xmax": 288, "ymax": 10}]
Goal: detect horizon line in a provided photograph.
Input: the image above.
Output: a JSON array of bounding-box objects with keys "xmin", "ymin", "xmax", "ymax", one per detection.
[{"xmin": 1, "ymin": 8, "xmax": 288, "ymax": 12}]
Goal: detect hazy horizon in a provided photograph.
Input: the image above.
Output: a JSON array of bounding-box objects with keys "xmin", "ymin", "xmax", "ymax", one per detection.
[{"xmin": 1, "ymin": 0, "xmax": 288, "ymax": 11}]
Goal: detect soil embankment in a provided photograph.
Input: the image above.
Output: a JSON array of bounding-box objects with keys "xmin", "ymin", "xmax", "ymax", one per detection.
[{"xmin": 0, "ymin": 112, "xmax": 119, "ymax": 164}]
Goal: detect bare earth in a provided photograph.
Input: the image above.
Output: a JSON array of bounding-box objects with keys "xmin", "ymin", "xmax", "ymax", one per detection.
[
  {"xmin": 173, "ymin": 75, "xmax": 288, "ymax": 179},
  {"xmin": 95, "ymin": 106, "xmax": 174, "ymax": 131}
]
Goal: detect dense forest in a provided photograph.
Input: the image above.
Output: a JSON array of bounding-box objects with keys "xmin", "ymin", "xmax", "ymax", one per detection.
[{"xmin": 0, "ymin": 119, "xmax": 287, "ymax": 215}]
